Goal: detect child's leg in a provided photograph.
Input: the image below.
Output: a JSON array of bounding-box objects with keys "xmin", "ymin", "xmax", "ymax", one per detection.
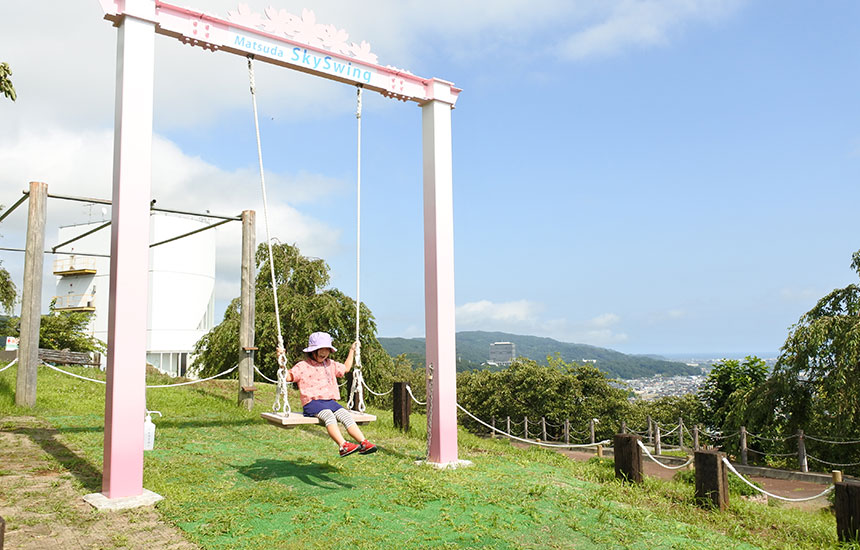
[
  {"xmin": 333, "ymin": 409, "xmax": 367, "ymax": 442},
  {"xmin": 317, "ymin": 410, "xmax": 346, "ymax": 446}
]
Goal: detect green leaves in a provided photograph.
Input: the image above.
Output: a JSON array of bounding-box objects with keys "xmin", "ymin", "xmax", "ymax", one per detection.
[
  {"xmin": 194, "ymin": 242, "xmax": 394, "ymax": 401},
  {"xmin": 0, "ymin": 62, "xmax": 15, "ymax": 102},
  {"xmin": 457, "ymin": 356, "xmax": 631, "ymax": 440},
  {"xmin": 771, "ymin": 252, "xmax": 860, "ymax": 440},
  {"xmin": 38, "ymin": 305, "xmax": 105, "ymax": 353}
]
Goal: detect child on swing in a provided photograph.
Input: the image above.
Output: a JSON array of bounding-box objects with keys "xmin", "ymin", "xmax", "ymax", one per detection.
[{"xmin": 280, "ymin": 332, "xmax": 377, "ymax": 457}]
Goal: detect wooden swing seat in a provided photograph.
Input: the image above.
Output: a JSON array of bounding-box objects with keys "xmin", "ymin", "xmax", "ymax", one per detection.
[{"xmin": 261, "ymin": 410, "xmax": 377, "ymax": 429}]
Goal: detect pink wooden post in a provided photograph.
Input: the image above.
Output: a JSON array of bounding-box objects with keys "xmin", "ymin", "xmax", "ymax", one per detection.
[
  {"xmin": 102, "ymin": 0, "xmax": 156, "ymax": 499},
  {"xmin": 422, "ymin": 79, "xmax": 459, "ymax": 466}
]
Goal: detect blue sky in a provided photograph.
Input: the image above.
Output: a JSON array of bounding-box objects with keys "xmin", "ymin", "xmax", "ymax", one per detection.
[{"xmin": 1, "ymin": 1, "xmax": 859, "ymax": 357}]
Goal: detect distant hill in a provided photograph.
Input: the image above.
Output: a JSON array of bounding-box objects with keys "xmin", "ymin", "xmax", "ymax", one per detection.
[{"xmin": 378, "ymin": 331, "xmax": 699, "ymax": 380}]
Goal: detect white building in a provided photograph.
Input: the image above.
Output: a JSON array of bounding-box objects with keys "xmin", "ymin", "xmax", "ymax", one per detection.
[
  {"xmin": 53, "ymin": 212, "xmax": 216, "ymax": 376},
  {"xmin": 489, "ymin": 341, "xmax": 516, "ymax": 366}
]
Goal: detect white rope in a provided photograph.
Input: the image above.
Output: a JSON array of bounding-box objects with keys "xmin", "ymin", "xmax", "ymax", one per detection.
[
  {"xmin": 747, "ymin": 432, "xmax": 797, "ymax": 443},
  {"xmin": 42, "ymin": 362, "xmax": 106, "ymax": 384},
  {"xmin": 456, "ymin": 403, "xmax": 610, "ymax": 449},
  {"xmin": 746, "ymin": 448, "xmax": 797, "ymax": 458},
  {"xmin": 0, "ymin": 357, "xmax": 18, "ymax": 373},
  {"xmin": 702, "ymin": 430, "xmax": 739, "ymax": 440},
  {"xmin": 807, "ymin": 454, "xmax": 860, "ymax": 467},
  {"xmin": 637, "ymin": 440, "xmax": 693, "ymax": 470},
  {"xmin": 354, "ymin": 85, "xmax": 362, "ymax": 370},
  {"xmin": 273, "ymin": 366, "xmax": 292, "ymax": 414},
  {"xmin": 805, "ymin": 434, "xmax": 860, "ymax": 445},
  {"xmin": 361, "ymin": 378, "xmax": 393, "ymax": 396},
  {"xmin": 247, "ymin": 57, "xmax": 286, "ymax": 368},
  {"xmin": 42, "ymin": 361, "xmax": 239, "ymax": 388},
  {"xmin": 346, "ymin": 368, "xmax": 366, "ymax": 412},
  {"xmin": 145, "ymin": 365, "xmax": 238, "ymax": 388},
  {"xmin": 658, "ymin": 423, "xmax": 680, "ymax": 436},
  {"xmin": 253, "ymin": 364, "xmax": 278, "ymax": 384},
  {"xmin": 722, "ymin": 457, "xmax": 834, "ymax": 502},
  {"xmin": 406, "ymin": 384, "xmax": 426, "ymax": 405}
]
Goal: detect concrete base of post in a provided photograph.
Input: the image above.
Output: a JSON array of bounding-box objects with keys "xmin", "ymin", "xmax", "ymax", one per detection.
[
  {"xmin": 83, "ymin": 489, "xmax": 163, "ymax": 511},
  {"xmin": 415, "ymin": 459, "xmax": 474, "ymax": 470}
]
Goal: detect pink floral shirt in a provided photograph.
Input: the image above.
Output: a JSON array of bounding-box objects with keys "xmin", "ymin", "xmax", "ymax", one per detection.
[{"xmin": 289, "ymin": 358, "xmax": 346, "ymax": 407}]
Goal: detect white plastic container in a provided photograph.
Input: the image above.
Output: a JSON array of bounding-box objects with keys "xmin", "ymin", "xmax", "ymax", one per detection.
[{"xmin": 143, "ymin": 410, "xmax": 162, "ymax": 451}]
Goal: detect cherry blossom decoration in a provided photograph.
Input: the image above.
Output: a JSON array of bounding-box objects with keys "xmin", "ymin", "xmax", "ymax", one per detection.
[{"xmin": 226, "ymin": 4, "xmax": 379, "ymax": 65}]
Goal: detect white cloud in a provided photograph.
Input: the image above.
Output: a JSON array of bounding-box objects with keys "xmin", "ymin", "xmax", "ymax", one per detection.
[
  {"xmin": 456, "ymin": 299, "xmax": 542, "ymax": 325},
  {"xmin": 560, "ymin": 0, "xmax": 744, "ymax": 60},
  {"xmin": 0, "ymin": 0, "xmax": 747, "ymax": 135},
  {"xmin": 0, "ymin": 126, "xmax": 344, "ymax": 313},
  {"xmin": 455, "ymin": 299, "xmax": 627, "ymax": 346},
  {"xmin": 647, "ymin": 308, "xmax": 688, "ymax": 324},
  {"xmin": 779, "ymin": 287, "xmax": 822, "ymax": 305}
]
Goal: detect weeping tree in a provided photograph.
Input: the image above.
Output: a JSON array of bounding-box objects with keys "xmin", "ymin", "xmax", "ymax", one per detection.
[
  {"xmin": 768, "ymin": 250, "xmax": 860, "ymax": 434},
  {"xmin": 1, "ymin": 62, "xmax": 15, "ymax": 102},
  {"xmin": 0, "ymin": 204, "xmax": 16, "ymax": 313},
  {"xmin": 193, "ymin": 242, "xmax": 394, "ymax": 403},
  {"xmin": 743, "ymin": 250, "xmax": 860, "ymax": 472}
]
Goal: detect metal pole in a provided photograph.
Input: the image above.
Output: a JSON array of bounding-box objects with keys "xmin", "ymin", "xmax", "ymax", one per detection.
[
  {"xmin": 52, "ymin": 221, "xmax": 111, "ymax": 253},
  {"xmin": 0, "ymin": 192, "xmax": 31, "ymax": 224},
  {"xmin": 150, "ymin": 217, "xmax": 232, "ymax": 248}
]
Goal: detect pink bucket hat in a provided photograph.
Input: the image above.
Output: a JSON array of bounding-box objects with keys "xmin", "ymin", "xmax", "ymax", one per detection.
[{"xmin": 303, "ymin": 331, "xmax": 337, "ymax": 353}]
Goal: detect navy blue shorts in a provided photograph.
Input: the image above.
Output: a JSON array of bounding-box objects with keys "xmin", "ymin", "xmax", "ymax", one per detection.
[{"xmin": 303, "ymin": 399, "xmax": 344, "ymax": 417}]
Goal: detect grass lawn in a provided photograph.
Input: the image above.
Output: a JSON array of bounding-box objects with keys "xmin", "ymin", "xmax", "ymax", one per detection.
[{"xmin": 0, "ymin": 362, "xmax": 855, "ymax": 550}]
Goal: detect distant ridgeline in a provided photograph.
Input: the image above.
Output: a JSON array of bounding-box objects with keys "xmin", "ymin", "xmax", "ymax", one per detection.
[{"xmin": 378, "ymin": 331, "xmax": 698, "ymax": 379}]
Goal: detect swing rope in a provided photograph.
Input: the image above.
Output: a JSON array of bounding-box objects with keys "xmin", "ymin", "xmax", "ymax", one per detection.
[
  {"xmin": 347, "ymin": 86, "xmax": 366, "ymax": 413},
  {"xmin": 248, "ymin": 57, "xmax": 290, "ymax": 414}
]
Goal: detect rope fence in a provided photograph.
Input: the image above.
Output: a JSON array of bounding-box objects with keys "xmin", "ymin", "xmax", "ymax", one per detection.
[
  {"xmin": 456, "ymin": 403, "xmax": 610, "ymax": 450},
  {"xmin": 637, "ymin": 440, "xmax": 693, "ymax": 470},
  {"xmin": 38, "ymin": 361, "xmax": 239, "ymax": 388},
  {"xmin": 721, "ymin": 457, "xmax": 834, "ymax": 503},
  {"xmin": 0, "ymin": 358, "xmax": 17, "ymax": 373}
]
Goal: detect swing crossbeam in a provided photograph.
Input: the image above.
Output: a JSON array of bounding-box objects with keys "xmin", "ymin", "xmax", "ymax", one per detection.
[{"xmin": 261, "ymin": 410, "xmax": 376, "ymax": 429}]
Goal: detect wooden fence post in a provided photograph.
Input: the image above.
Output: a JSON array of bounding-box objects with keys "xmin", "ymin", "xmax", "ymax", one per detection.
[
  {"xmin": 589, "ymin": 418, "xmax": 596, "ymax": 444},
  {"xmin": 835, "ymin": 481, "xmax": 860, "ymax": 543},
  {"xmin": 506, "ymin": 416, "xmax": 511, "ymax": 436},
  {"xmin": 16, "ymin": 181, "xmax": 47, "ymax": 408},
  {"xmin": 564, "ymin": 419, "xmax": 570, "ymax": 444},
  {"xmin": 541, "ymin": 417, "xmax": 547, "ymax": 441},
  {"xmin": 621, "ymin": 420, "xmax": 627, "ymax": 434},
  {"xmin": 678, "ymin": 417, "xmax": 684, "ymax": 449},
  {"xmin": 491, "ymin": 416, "xmax": 496, "ymax": 438},
  {"xmin": 238, "ymin": 210, "xmax": 256, "ymax": 410},
  {"xmin": 694, "ymin": 450, "xmax": 729, "ymax": 511},
  {"xmin": 393, "ymin": 382, "xmax": 411, "ymax": 432},
  {"xmin": 613, "ymin": 433, "xmax": 643, "ymax": 483},
  {"xmin": 740, "ymin": 426, "xmax": 748, "ymax": 465},
  {"xmin": 524, "ymin": 416, "xmax": 529, "ymax": 439},
  {"xmin": 693, "ymin": 425, "xmax": 700, "ymax": 451},
  {"xmin": 797, "ymin": 429, "xmax": 808, "ymax": 473},
  {"xmin": 647, "ymin": 415, "xmax": 653, "ymax": 445},
  {"xmin": 655, "ymin": 424, "xmax": 662, "ymax": 456}
]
